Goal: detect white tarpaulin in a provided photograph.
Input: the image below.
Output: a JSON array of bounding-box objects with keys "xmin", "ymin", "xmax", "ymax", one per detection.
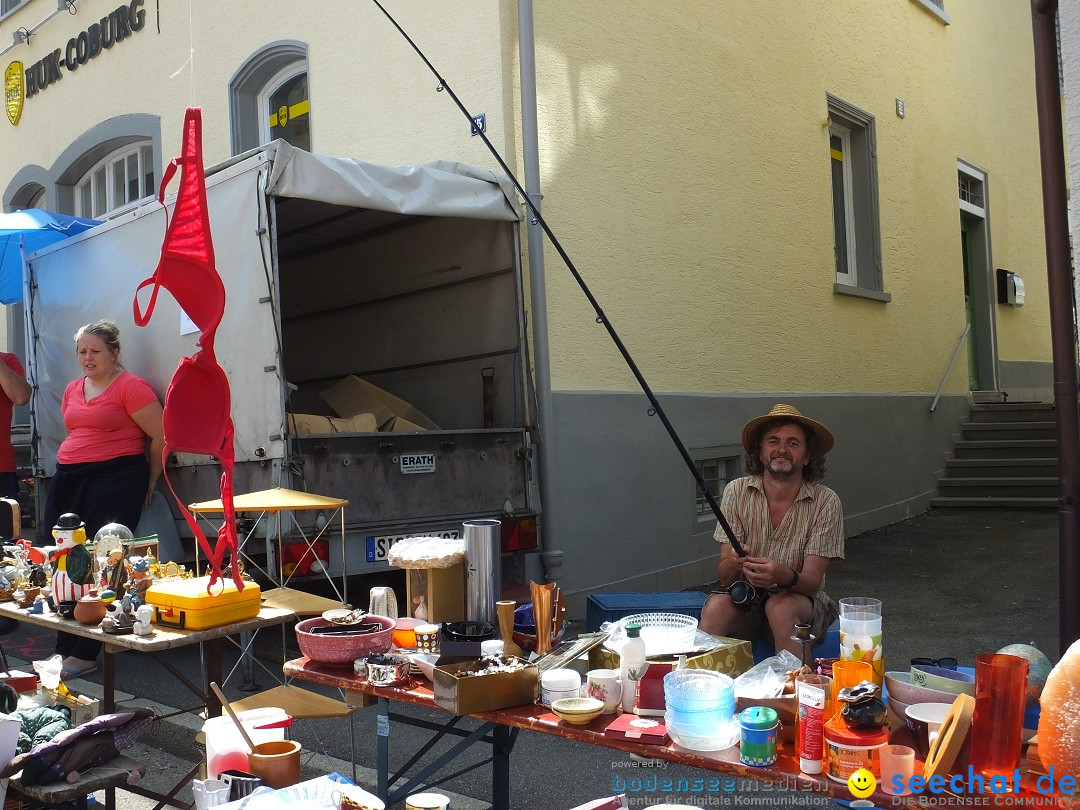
[{"xmin": 263, "ymin": 140, "xmax": 521, "ymax": 222}]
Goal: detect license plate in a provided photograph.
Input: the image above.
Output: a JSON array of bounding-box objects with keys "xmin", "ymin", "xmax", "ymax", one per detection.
[{"xmin": 366, "ymin": 528, "xmax": 461, "ymax": 563}]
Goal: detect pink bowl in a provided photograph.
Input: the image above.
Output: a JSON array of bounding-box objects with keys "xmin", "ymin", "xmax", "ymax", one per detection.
[{"xmin": 295, "ymin": 616, "xmax": 395, "ymax": 665}]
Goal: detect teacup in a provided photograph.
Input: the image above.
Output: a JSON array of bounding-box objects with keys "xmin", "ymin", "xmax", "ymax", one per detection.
[
  {"xmin": 584, "ymin": 668, "xmax": 622, "ymax": 713},
  {"xmin": 905, "ymin": 702, "xmax": 951, "ymax": 758}
]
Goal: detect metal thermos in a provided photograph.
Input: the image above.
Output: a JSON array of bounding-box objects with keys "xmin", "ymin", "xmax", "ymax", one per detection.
[{"xmin": 463, "ymin": 519, "xmax": 501, "ymax": 624}]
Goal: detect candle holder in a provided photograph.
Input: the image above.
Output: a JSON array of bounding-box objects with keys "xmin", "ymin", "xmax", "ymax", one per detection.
[{"xmin": 791, "ymin": 622, "xmax": 816, "ymax": 667}]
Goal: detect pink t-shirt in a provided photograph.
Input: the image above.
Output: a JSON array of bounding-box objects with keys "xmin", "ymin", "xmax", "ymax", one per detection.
[
  {"xmin": 0, "ymin": 353, "xmax": 23, "ymax": 473},
  {"xmin": 57, "ymin": 371, "xmax": 158, "ymax": 464}
]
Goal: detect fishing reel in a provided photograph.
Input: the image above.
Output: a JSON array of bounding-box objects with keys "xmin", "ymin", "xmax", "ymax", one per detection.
[{"xmin": 724, "ymin": 579, "xmax": 768, "ymax": 612}]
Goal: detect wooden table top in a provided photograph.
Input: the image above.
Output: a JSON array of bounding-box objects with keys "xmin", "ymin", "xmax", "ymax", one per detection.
[
  {"xmin": 284, "ymin": 656, "xmax": 1066, "ymax": 806},
  {"xmin": 0, "ymin": 598, "xmax": 294, "ymax": 652}
]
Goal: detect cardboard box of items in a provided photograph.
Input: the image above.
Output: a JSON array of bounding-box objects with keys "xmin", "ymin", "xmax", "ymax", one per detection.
[
  {"xmin": 288, "ymin": 413, "xmax": 380, "ymax": 435},
  {"xmin": 588, "ymin": 634, "xmax": 753, "ymax": 677},
  {"xmin": 319, "ymin": 375, "xmax": 440, "ymax": 432},
  {"xmin": 432, "ymin": 657, "xmax": 538, "ymax": 715}
]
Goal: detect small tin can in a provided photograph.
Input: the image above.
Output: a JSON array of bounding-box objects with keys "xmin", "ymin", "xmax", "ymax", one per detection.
[{"xmin": 739, "ymin": 706, "xmax": 779, "ymax": 767}]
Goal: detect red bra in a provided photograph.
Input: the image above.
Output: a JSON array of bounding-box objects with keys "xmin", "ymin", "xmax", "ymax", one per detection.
[{"xmin": 133, "ymin": 108, "xmax": 240, "ymax": 592}]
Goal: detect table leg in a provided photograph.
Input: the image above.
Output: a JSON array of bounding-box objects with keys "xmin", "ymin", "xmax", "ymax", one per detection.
[
  {"xmin": 492, "ymin": 725, "xmax": 511, "ymax": 810},
  {"xmin": 103, "ymin": 648, "xmax": 115, "ymax": 714},
  {"xmin": 205, "ymin": 638, "xmax": 223, "ymax": 716},
  {"xmin": 376, "ymin": 697, "xmax": 390, "ymax": 801}
]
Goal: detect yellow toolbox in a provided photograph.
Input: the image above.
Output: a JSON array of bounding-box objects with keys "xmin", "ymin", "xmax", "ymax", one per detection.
[{"xmin": 145, "ymin": 576, "xmax": 262, "ymax": 630}]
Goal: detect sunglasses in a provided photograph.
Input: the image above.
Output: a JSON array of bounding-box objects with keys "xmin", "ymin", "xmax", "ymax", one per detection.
[{"xmin": 911, "ymin": 657, "xmax": 958, "ymax": 671}]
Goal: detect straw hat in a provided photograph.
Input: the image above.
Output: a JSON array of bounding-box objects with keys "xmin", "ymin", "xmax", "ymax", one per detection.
[{"xmin": 741, "ymin": 404, "xmax": 835, "ymax": 456}]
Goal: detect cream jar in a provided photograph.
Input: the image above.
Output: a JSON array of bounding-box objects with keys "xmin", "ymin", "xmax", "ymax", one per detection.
[{"xmin": 540, "ymin": 668, "xmax": 581, "ymax": 706}]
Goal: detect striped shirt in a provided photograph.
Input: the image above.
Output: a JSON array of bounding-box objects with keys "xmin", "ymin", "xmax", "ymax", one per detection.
[{"xmin": 714, "ymin": 475, "xmax": 845, "ymax": 608}]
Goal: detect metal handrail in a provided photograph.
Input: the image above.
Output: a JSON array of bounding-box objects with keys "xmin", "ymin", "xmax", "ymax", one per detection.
[{"xmin": 930, "ymin": 324, "xmax": 971, "ymax": 412}]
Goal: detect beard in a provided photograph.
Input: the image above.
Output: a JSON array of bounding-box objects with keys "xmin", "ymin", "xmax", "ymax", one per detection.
[{"xmin": 765, "ymin": 455, "xmax": 799, "ymax": 480}]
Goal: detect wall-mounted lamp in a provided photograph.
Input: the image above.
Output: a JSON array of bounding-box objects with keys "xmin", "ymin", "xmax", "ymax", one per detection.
[
  {"xmin": 11, "ymin": 27, "xmax": 31, "ymax": 46},
  {"xmin": 57, "ymin": 0, "xmax": 77, "ymax": 12}
]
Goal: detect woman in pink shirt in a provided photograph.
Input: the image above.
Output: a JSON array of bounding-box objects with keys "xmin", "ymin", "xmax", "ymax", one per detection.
[{"xmin": 43, "ymin": 320, "xmax": 164, "ymax": 678}]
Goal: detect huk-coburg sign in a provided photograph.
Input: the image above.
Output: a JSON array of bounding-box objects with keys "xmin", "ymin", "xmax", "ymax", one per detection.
[{"xmin": 5, "ymin": 0, "xmax": 145, "ymax": 125}]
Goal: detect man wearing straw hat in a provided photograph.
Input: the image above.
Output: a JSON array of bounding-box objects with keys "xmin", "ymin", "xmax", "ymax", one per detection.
[{"xmin": 699, "ymin": 404, "xmax": 844, "ymax": 656}]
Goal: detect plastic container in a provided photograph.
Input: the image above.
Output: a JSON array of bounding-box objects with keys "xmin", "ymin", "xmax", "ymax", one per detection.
[
  {"xmin": 620, "ymin": 624, "xmax": 648, "ymax": 712},
  {"xmin": 203, "ymin": 707, "xmax": 289, "ymax": 778},
  {"xmin": 823, "ymin": 711, "xmax": 890, "ymax": 783},
  {"xmin": 663, "ymin": 669, "xmax": 735, "ymax": 712},
  {"xmin": 541, "ymin": 669, "xmax": 581, "ymax": 707},
  {"xmin": 585, "ymin": 592, "xmax": 708, "ymax": 631}
]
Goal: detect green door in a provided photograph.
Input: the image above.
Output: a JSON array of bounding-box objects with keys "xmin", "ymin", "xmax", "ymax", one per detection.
[{"xmin": 961, "ymin": 223, "xmax": 980, "ymax": 390}]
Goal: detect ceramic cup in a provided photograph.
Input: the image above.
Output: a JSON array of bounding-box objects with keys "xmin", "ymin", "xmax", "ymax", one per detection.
[
  {"xmin": 415, "ymin": 624, "xmax": 440, "ymax": 653},
  {"xmin": 905, "ymin": 702, "xmax": 951, "ymax": 758},
  {"xmin": 584, "ymin": 669, "xmax": 622, "ymax": 713}
]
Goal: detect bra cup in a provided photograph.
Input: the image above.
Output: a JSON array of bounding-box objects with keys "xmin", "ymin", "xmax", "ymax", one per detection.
[{"xmin": 162, "ymin": 351, "xmax": 231, "ymax": 457}]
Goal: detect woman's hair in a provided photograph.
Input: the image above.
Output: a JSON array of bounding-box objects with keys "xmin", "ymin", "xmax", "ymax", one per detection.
[
  {"xmin": 74, "ymin": 320, "xmax": 124, "ymax": 370},
  {"xmin": 742, "ymin": 418, "xmax": 827, "ymax": 483}
]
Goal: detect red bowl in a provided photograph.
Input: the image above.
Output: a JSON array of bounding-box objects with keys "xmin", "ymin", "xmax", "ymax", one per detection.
[{"xmin": 295, "ymin": 616, "xmax": 395, "ymax": 665}]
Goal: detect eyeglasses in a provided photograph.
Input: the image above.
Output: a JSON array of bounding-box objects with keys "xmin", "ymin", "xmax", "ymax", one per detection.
[{"xmin": 911, "ymin": 657, "xmax": 958, "ymax": 671}]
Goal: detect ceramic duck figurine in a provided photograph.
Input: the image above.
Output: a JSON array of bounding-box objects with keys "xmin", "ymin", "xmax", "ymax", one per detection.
[{"xmin": 50, "ymin": 513, "xmax": 95, "ymax": 603}]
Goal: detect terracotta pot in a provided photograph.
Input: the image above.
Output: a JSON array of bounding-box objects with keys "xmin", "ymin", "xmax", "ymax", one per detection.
[
  {"xmin": 74, "ymin": 590, "xmax": 107, "ymax": 625},
  {"xmin": 246, "ymin": 740, "xmax": 301, "ymax": 789}
]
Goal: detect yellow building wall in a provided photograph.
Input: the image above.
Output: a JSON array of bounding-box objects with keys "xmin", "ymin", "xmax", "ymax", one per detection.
[
  {"xmin": 0, "ymin": 2, "xmax": 513, "ymax": 193},
  {"xmin": 528, "ymin": 0, "xmax": 1050, "ymax": 394},
  {"xmin": 0, "ymin": 0, "xmax": 1049, "ymax": 398}
]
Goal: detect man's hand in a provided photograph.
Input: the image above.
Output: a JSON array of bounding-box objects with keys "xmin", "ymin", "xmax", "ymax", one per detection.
[{"xmin": 742, "ymin": 556, "xmax": 788, "ymax": 589}]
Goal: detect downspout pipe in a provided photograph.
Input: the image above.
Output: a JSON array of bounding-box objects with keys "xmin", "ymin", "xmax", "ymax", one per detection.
[
  {"xmin": 1031, "ymin": 0, "xmax": 1080, "ymax": 653},
  {"xmin": 518, "ymin": 0, "xmax": 563, "ymax": 582}
]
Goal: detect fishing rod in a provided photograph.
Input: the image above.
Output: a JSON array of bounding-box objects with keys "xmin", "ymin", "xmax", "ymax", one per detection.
[{"xmin": 370, "ymin": 0, "xmax": 747, "ymax": 557}]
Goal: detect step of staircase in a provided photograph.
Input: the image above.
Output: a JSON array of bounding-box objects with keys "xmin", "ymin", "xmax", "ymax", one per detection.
[
  {"xmin": 959, "ymin": 420, "xmax": 1057, "ymax": 441},
  {"xmin": 968, "ymin": 402, "xmax": 1055, "ymax": 423},
  {"xmin": 935, "ymin": 476, "xmax": 1058, "ymax": 498},
  {"xmin": 935, "ymin": 397, "xmax": 1058, "ymax": 509},
  {"xmin": 943, "ymin": 458, "xmax": 1056, "ymax": 478},
  {"xmin": 929, "ymin": 495, "xmax": 1059, "ymax": 508},
  {"xmin": 951, "ymin": 439, "xmax": 1058, "ymax": 460}
]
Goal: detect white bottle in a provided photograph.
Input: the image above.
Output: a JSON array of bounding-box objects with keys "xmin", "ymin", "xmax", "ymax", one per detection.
[{"xmin": 619, "ymin": 623, "xmax": 648, "ymax": 713}]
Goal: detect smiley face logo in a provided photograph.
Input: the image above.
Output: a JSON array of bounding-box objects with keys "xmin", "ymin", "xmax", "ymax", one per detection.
[{"xmin": 847, "ymin": 767, "xmax": 876, "ymax": 798}]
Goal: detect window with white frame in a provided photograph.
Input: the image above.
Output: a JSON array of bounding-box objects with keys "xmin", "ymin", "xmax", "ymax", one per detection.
[
  {"xmin": 694, "ymin": 452, "xmax": 740, "ymax": 522},
  {"xmin": 259, "ymin": 64, "xmax": 310, "ymax": 151},
  {"xmin": 230, "ymin": 42, "xmax": 310, "ymax": 155},
  {"xmin": 0, "ymin": 0, "xmax": 30, "ymax": 18},
  {"xmin": 74, "ymin": 142, "xmax": 154, "ymax": 219},
  {"xmin": 828, "ymin": 95, "xmax": 889, "ymax": 302}
]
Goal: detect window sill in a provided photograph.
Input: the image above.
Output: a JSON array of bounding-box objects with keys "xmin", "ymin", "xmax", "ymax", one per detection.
[
  {"xmin": 834, "ymin": 283, "xmax": 892, "ymax": 303},
  {"xmin": 912, "ymin": 0, "xmax": 950, "ymax": 25}
]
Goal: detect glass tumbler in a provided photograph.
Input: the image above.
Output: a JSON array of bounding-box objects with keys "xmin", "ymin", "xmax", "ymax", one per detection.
[
  {"xmin": 970, "ymin": 653, "xmax": 1029, "ymax": 780},
  {"xmin": 838, "ymin": 597, "xmax": 883, "ymax": 686}
]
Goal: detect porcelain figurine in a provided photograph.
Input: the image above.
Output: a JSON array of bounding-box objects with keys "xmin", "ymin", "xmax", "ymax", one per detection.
[
  {"xmin": 49, "ymin": 513, "xmax": 95, "ymax": 603},
  {"xmin": 134, "ymin": 604, "xmax": 154, "ymax": 636},
  {"xmin": 121, "ymin": 557, "xmax": 153, "ymax": 611}
]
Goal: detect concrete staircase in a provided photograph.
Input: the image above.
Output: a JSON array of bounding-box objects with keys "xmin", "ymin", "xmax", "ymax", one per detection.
[{"xmin": 930, "ymin": 401, "xmax": 1058, "ymax": 508}]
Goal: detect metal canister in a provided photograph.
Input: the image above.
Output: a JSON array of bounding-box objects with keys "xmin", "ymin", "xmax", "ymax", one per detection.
[
  {"xmin": 739, "ymin": 706, "xmax": 779, "ymax": 767},
  {"xmin": 463, "ymin": 519, "xmax": 501, "ymax": 624}
]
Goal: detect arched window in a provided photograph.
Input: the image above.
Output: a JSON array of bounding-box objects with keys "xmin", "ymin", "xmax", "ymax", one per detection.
[
  {"xmin": 73, "ymin": 141, "xmax": 154, "ymax": 219},
  {"xmin": 230, "ymin": 42, "xmax": 310, "ymax": 155}
]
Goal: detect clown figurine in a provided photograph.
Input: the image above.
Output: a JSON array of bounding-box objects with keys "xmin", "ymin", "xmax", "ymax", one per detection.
[{"xmin": 50, "ymin": 513, "xmax": 95, "ymax": 603}]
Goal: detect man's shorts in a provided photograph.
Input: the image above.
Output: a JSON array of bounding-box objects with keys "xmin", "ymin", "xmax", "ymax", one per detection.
[{"xmin": 710, "ymin": 588, "xmax": 837, "ymax": 648}]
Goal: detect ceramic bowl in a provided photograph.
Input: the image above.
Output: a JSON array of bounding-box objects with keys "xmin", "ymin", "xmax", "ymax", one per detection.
[
  {"xmin": 884, "ymin": 670, "xmax": 962, "ymax": 707},
  {"xmin": 406, "ymin": 652, "xmax": 439, "ymax": 681},
  {"xmin": 910, "ymin": 665, "xmax": 975, "ymax": 696},
  {"xmin": 392, "ymin": 617, "xmax": 424, "ymax": 650},
  {"xmin": 294, "ymin": 616, "xmax": 394, "ymax": 665},
  {"xmin": 551, "ymin": 696, "xmax": 604, "ymax": 725}
]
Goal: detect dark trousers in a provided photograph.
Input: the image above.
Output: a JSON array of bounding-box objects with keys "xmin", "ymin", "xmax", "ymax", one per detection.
[{"xmin": 43, "ymin": 454, "xmax": 149, "ymax": 661}]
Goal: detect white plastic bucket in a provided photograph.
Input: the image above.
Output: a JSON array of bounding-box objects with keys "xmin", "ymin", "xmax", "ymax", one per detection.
[{"xmin": 203, "ymin": 707, "xmax": 288, "ymax": 778}]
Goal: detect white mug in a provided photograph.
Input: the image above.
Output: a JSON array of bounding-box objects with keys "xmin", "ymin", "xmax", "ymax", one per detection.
[{"xmin": 584, "ymin": 668, "xmax": 622, "ymax": 713}]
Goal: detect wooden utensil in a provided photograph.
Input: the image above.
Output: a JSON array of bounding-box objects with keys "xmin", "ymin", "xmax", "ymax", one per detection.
[
  {"xmin": 496, "ymin": 600, "xmax": 525, "ymax": 658},
  {"xmin": 923, "ymin": 693, "xmax": 975, "ymax": 781},
  {"xmin": 210, "ymin": 681, "xmax": 257, "ymax": 752}
]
